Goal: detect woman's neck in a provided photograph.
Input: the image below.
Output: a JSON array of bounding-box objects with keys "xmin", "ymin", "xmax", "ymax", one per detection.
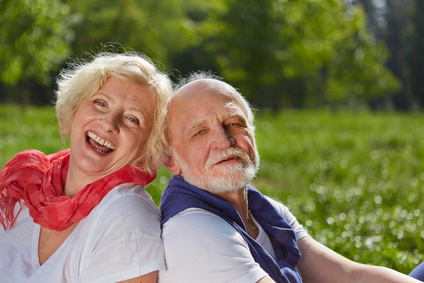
[{"xmin": 63, "ymin": 163, "xmax": 102, "ymax": 197}]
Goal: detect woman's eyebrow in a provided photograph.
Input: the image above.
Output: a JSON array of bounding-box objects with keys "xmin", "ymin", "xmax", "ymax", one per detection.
[{"xmin": 92, "ymin": 92, "xmax": 113, "ymax": 102}]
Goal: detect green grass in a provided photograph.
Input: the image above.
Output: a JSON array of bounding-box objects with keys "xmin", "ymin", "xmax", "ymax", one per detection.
[
  {"xmin": 0, "ymin": 104, "xmax": 68, "ymax": 158},
  {"xmin": 253, "ymin": 109, "xmax": 424, "ymax": 273},
  {"xmin": 1, "ymin": 105, "xmax": 423, "ymax": 274}
]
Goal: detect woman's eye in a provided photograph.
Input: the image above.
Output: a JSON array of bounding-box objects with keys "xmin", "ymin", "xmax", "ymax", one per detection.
[
  {"xmin": 94, "ymin": 100, "xmax": 105, "ymax": 107},
  {"xmin": 127, "ymin": 116, "xmax": 140, "ymax": 125}
]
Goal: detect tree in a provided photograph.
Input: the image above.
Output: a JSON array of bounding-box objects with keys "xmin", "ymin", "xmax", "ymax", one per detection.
[
  {"xmin": 322, "ymin": 3, "xmax": 400, "ymax": 109},
  {"xmin": 67, "ymin": 0, "xmax": 193, "ymax": 70},
  {"xmin": 0, "ymin": 0, "xmax": 74, "ymax": 105},
  {"xmin": 0, "ymin": 0, "xmax": 73, "ymax": 87},
  {"xmin": 408, "ymin": 0, "xmax": 424, "ymax": 109},
  {"xmin": 203, "ymin": 0, "xmax": 400, "ymax": 110},
  {"xmin": 352, "ymin": 0, "xmax": 415, "ymax": 110},
  {"xmin": 383, "ymin": 0, "xmax": 412, "ymax": 110}
]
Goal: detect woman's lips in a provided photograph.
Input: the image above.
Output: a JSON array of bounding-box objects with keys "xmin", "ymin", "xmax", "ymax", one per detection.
[{"xmin": 86, "ymin": 131, "xmax": 115, "ymax": 153}]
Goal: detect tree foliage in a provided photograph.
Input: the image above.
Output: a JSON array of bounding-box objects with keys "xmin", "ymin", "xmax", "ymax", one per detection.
[
  {"xmin": 352, "ymin": 0, "xmax": 416, "ymax": 110},
  {"xmin": 0, "ymin": 0, "xmax": 414, "ymax": 110},
  {"xmin": 0, "ymin": 0, "xmax": 73, "ymax": 86},
  {"xmin": 200, "ymin": 0, "xmax": 400, "ymax": 109},
  {"xmin": 408, "ymin": 0, "xmax": 424, "ymax": 109},
  {"xmin": 67, "ymin": 0, "xmax": 194, "ymax": 68}
]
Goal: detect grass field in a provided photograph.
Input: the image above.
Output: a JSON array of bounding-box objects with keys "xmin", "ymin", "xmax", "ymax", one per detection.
[{"xmin": 1, "ymin": 104, "xmax": 423, "ymax": 274}]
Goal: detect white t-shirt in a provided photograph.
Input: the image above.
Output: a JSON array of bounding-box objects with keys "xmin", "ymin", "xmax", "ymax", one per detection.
[
  {"xmin": 159, "ymin": 195, "xmax": 309, "ymax": 283},
  {"xmin": 0, "ymin": 183, "xmax": 165, "ymax": 283}
]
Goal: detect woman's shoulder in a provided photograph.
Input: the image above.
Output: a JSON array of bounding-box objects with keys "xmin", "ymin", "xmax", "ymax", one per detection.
[
  {"xmin": 103, "ymin": 183, "xmax": 157, "ymax": 206},
  {"xmin": 93, "ymin": 183, "xmax": 161, "ymax": 223}
]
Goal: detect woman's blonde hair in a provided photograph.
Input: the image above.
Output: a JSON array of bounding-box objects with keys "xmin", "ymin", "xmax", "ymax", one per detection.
[{"xmin": 55, "ymin": 51, "xmax": 172, "ymax": 174}]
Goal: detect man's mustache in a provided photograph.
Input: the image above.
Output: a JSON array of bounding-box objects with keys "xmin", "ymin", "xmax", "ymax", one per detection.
[{"xmin": 206, "ymin": 147, "xmax": 251, "ymax": 167}]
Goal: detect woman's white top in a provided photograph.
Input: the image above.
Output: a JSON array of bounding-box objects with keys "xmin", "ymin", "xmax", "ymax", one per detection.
[{"xmin": 0, "ymin": 183, "xmax": 165, "ymax": 283}]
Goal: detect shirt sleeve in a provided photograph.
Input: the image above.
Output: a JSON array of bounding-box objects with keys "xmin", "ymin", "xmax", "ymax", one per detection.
[
  {"xmin": 265, "ymin": 196, "xmax": 310, "ymax": 241},
  {"xmin": 159, "ymin": 208, "xmax": 269, "ymax": 283},
  {"xmin": 79, "ymin": 184, "xmax": 165, "ymax": 283}
]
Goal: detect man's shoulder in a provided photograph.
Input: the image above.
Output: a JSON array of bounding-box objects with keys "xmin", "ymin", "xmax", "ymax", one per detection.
[
  {"xmin": 163, "ymin": 208, "xmax": 234, "ymax": 232},
  {"xmin": 159, "ymin": 208, "xmax": 267, "ymax": 283},
  {"xmin": 162, "ymin": 207, "xmax": 248, "ymax": 246},
  {"xmin": 263, "ymin": 195, "xmax": 290, "ymax": 213}
]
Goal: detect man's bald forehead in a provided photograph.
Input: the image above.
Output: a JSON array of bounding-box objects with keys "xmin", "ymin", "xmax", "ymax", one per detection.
[
  {"xmin": 170, "ymin": 78, "xmax": 255, "ymax": 129},
  {"xmin": 173, "ymin": 78, "xmax": 236, "ymax": 100}
]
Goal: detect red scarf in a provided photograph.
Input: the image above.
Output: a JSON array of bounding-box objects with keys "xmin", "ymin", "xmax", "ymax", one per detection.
[{"xmin": 0, "ymin": 149, "xmax": 156, "ymax": 231}]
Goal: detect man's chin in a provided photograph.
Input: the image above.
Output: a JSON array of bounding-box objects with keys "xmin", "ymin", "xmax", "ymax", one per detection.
[
  {"xmin": 184, "ymin": 175, "xmax": 248, "ymax": 194},
  {"xmin": 204, "ymin": 175, "xmax": 254, "ymax": 194},
  {"xmin": 182, "ymin": 163, "xmax": 257, "ymax": 194}
]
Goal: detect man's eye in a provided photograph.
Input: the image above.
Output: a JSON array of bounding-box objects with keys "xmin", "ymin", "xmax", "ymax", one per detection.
[{"xmin": 194, "ymin": 130, "xmax": 204, "ymax": 136}]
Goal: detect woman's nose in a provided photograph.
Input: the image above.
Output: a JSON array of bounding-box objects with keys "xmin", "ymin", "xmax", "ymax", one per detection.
[{"xmin": 102, "ymin": 113, "xmax": 120, "ymax": 133}]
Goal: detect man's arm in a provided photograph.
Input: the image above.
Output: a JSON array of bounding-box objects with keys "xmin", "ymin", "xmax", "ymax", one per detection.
[{"xmin": 296, "ymin": 236, "xmax": 422, "ymax": 283}]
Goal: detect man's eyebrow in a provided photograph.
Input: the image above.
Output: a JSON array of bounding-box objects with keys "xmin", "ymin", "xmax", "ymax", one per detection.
[
  {"xmin": 184, "ymin": 120, "xmax": 205, "ymax": 136},
  {"xmin": 227, "ymin": 112, "xmax": 243, "ymax": 119},
  {"xmin": 225, "ymin": 108, "xmax": 246, "ymax": 121}
]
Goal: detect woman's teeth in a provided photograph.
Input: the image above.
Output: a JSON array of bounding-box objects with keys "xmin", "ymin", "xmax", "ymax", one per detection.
[{"xmin": 87, "ymin": 132, "xmax": 116, "ymax": 150}]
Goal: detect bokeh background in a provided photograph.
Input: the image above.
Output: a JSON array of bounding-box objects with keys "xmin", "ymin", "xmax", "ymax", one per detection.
[
  {"xmin": 1, "ymin": 0, "xmax": 423, "ymax": 111},
  {"xmin": 1, "ymin": 0, "xmax": 424, "ymax": 275}
]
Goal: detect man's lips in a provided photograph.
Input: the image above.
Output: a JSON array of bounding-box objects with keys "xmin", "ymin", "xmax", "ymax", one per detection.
[
  {"xmin": 215, "ymin": 155, "xmax": 241, "ymax": 165},
  {"xmin": 206, "ymin": 147, "xmax": 253, "ymax": 169}
]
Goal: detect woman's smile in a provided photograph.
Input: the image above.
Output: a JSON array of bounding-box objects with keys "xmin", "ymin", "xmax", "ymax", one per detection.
[{"xmin": 86, "ymin": 131, "xmax": 116, "ymax": 154}]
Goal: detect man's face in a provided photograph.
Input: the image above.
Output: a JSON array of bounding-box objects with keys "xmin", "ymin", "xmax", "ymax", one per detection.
[{"xmin": 166, "ymin": 80, "xmax": 259, "ymax": 193}]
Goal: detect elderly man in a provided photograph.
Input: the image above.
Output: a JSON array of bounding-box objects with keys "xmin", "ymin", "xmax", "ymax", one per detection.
[{"xmin": 158, "ymin": 74, "xmax": 423, "ymax": 283}]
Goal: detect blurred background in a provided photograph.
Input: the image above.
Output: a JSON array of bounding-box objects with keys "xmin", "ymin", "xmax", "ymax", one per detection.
[
  {"xmin": 0, "ymin": 0, "xmax": 423, "ymax": 112},
  {"xmin": 2, "ymin": 0, "xmax": 424, "ymax": 272}
]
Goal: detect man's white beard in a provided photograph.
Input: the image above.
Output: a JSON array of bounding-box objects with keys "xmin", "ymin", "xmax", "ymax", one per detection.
[{"xmin": 172, "ymin": 147, "xmax": 259, "ymax": 194}]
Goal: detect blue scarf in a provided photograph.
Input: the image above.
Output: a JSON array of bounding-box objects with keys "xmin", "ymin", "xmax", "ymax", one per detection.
[{"xmin": 161, "ymin": 175, "xmax": 302, "ymax": 283}]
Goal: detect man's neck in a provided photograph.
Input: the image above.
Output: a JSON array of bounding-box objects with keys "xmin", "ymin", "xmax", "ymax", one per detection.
[
  {"xmin": 216, "ymin": 187, "xmax": 248, "ymax": 217},
  {"xmin": 215, "ymin": 187, "xmax": 259, "ymax": 238}
]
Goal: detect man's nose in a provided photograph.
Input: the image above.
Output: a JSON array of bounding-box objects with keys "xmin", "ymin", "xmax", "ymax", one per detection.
[{"xmin": 211, "ymin": 126, "xmax": 234, "ymax": 149}]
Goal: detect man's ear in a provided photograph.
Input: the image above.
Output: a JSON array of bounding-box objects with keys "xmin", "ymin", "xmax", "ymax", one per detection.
[{"xmin": 164, "ymin": 155, "xmax": 181, "ymax": 175}]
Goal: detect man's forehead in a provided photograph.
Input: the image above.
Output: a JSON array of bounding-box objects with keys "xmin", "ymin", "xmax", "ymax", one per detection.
[
  {"xmin": 183, "ymin": 99, "xmax": 243, "ymax": 122},
  {"xmin": 170, "ymin": 101, "xmax": 245, "ymax": 141},
  {"xmin": 174, "ymin": 78, "xmax": 238, "ymax": 99},
  {"xmin": 170, "ymin": 78, "xmax": 247, "ymax": 124}
]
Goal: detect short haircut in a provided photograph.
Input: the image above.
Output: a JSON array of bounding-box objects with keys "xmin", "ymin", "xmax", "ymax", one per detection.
[
  {"xmin": 174, "ymin": 71, "xmax": 256, "ymax": 132},
  {"xmin": 55, "ymin": 51, "xmax": 172, "ymax": 174}
]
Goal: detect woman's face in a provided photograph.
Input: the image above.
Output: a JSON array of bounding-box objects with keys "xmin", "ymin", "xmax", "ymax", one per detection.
[{"xmin": 69, "ymin": 76, "xmax": 155, "ymax": 180}]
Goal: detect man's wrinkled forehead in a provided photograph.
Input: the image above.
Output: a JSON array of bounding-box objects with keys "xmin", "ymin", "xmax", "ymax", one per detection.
[{"xmin": 183, "ymin": 100, "xmax": 244, "ymax": 131}]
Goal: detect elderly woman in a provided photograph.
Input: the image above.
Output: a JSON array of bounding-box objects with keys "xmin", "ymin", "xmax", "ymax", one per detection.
[{"xmin": 0, "ymin": 52, "xmax": 172, "ymax": 282}]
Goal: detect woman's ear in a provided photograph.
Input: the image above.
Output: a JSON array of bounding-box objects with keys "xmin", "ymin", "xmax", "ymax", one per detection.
[{"xmin": 164, "ymin": 155, "xmax": 181, "ymax": 175}]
